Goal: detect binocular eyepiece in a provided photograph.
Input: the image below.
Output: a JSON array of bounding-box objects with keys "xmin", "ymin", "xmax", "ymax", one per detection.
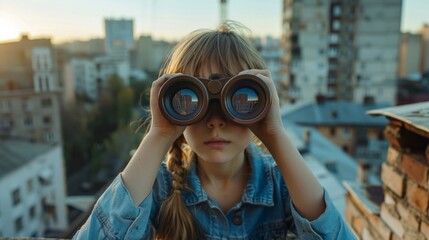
[{"xmin": 158, "ymin": 74, "xmax": 271, "ymax": 125}]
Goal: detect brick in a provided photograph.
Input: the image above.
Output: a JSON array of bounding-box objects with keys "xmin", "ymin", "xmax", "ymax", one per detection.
[
  {"xmin": 402, "ymin": 153, "xmax": 429, "ymax": 187},
  {"xmin": 345, "ymin": 195, "xmax": 360, "ymax": 224},
  {"xmin": 406, "ymin": 181, "xmax": 429, "ymax": 214},
  {"xmin": 421, "ymin": 221, "xmax": 429, "ymax": 239},
  {"xmin": 380, "ymin": 204, "xmax": 405, "ymax": 238},
  {"xmin": 391, "ymin": 233, "xmax": 402, "ymax": 240},
  {"xmin": 384, "ymin": 192, "xmax": 396, "ymax": 205},
  {"xmin": 386, "ymin": 146, "xmax": 401, "ymax": 168},
  {"xmin": 381, "ymin": 163, "xmax": 405, "ymax": 197},
  {"xmin": 396, "ymin": 201, "xmax": 420, "ymax": 231},
  {"xmin": 367, "ymin": 214, "xmax": 392, "ymax": 240},
  {"xmin": 352, "ymin": 216, "xmax": 364, "ymax": 236},
  {"xmin": 403, "ymin": 231, "xmax": 426, "ymax": 240},
  {"xmin": 362, "ymin": 227, "xmax": 375, "ymax": 240},
  {"xmin": 384, "ymin": 124, "xmax": 429, "ymax": 151},
  {"xmin": 426, "ymin": 144, "xmax": 429, "ymax": 163}
]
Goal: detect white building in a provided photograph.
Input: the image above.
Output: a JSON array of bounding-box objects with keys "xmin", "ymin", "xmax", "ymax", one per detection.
[
  {"xmin": 32, "ymin": 47, "xmax": 58, "ymax": 93},
  {"xmin": 104, "ymin": 18, "xmax": 135, "ymax": 59},
  {"xmin": 95, "ymin": 55, "xmax": 131, "ymax": 87},
  {"xmin": 282, "ymin": 0, "xmax": 402, "ymax": 104},
  {"xmin": 63, "ymin": 59, "xmax": 98, "ymax": 103},
  {"xmin": 0, "ymin": 140, "xmax": 68, "ymax": 237}
]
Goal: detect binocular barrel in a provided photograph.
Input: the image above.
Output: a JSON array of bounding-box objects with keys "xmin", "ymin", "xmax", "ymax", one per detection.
[{"xmin": 158, "ymin": 74, "xmax": 271, "ymax": 125}]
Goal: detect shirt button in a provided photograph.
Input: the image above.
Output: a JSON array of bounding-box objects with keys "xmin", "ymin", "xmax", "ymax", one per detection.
[{"xmin": 232, "ymin": 215, "xmax": 242, "ymax": 225}]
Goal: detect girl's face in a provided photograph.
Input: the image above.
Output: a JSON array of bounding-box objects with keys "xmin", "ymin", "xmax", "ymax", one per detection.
[
  {"xmin": 183, "ymin": 70, "xmax": 253, "ymax": 165},
  {"xmin": 183, "ymin": 102, "xmax": 253, "ymax": 164}
]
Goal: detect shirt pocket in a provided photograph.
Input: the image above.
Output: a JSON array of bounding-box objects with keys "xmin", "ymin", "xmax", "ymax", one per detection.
[{"xmin": 249, "ymin": 219, "xmax": 292, "ymax": 240}]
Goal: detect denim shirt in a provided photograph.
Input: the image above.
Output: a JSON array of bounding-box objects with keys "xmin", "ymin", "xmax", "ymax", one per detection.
[{"xmin": 73, "ymin": 144, "xmax": 356, "ymax": 240}]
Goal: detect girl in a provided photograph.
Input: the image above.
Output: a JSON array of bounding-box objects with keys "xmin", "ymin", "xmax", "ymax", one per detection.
[{"xmin": 73, "ymin": 22, "xmax": 355, "ymax": 239}]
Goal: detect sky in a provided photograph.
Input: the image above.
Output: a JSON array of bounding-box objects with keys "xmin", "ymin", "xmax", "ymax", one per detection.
[{"xmin": 0, "ymin": 0, "xmax": 427, "ymax": 43}]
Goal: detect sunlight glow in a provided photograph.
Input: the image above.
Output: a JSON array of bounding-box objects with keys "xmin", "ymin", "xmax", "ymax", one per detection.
[{"xmin": 0, "ymin": 18, "xmax": 20, "ymax": 42}]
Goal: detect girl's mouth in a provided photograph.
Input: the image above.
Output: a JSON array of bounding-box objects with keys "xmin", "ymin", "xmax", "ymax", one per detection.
[{"xmin": 204, "ymin": 138, "xmax": 231, "ymax": 149}]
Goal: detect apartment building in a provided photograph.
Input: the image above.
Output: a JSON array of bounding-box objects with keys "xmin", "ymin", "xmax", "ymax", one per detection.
[
  {"xmin": 282, "ymin": 0, "xmax": 402, "ymax": 104},
  {"xmin": 0, "ymin": 140, "xmax": 68, "ymax": 237},
  {"xmin": 104, "ymin": 18, "xmax": 135, "ymax": 59},
  {"xmin": 0, "ymin": 35, "xmax": 62, "ymax": 143}
]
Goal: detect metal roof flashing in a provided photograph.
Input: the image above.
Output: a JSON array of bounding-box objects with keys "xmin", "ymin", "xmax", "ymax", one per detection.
[{"xmin": 367, "ymin": 101, "xmax": 429, "ymax": 138}]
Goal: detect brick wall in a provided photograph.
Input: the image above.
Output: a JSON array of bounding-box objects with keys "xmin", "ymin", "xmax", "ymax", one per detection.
[{"xmin": 345, "ymin": 120, "xmax": 429, "ymax": 240}]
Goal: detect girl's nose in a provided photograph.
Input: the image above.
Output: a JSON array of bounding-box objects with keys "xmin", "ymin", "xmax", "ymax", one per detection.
[{"xmin": 206, "ymin": 102, "xmax": 227, "ymax": 128}]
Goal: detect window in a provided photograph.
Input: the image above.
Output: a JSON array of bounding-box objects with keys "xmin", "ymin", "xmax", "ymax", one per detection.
[
  {"xmin": 29, "ymin": 205, "xmax": 36, "ymax": 219},
  {"xmin": 330, "ymin": 34, "xmax": 339, "ymax": 43},
  {"xmin": 44, "ymin": 132, "xmax": 55, "ymax": 143},
  {"xmin": 22, "ymin": 99, "xmax": 33, "ymax": 111},
  {"xmin": 0, "ymin": 100, "xmax": 10, "ymax": 113},
  {"xmin": 27, "ymin": 179, "xmax": 34, "ymax": 192},
  {"xmin": 328, "ymin": 47, "xmax": 338, "ymax": 57},
  {"xmin": 41, "ymin": 98, "xmax": 52, "ymax": 107},
  {"xmin": 24, "ymin": 117, "xmax": 33, "ymax": 127},
  {"xmin": 332, "ymin": 20, "xmax": 341, "ymax": 30},
  {"xmin": 330, "ymin": 127, "xmax": 336, "ymax": 136},
  {"xmin": 343, "ymin": 128, "xmax": 351, "ymax": 139},
  {"xmin": 43, "ymin": 116, "xmax": 52, "ymax": 125},
  {"xmin": 15, "ymin": 216, "xmax": 23, "ymax": 232},
  {"xmin": 333, "ymin": 6, "xmax": 341, "ymax": 16},
  {"xmin": 12, "ymin": 188, "xmax": 21, "ymax": 206}
]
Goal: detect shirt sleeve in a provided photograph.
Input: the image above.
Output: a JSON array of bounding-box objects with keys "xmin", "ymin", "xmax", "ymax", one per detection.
[
  {"xmin": 72, "ymin": 174, "xmax": 155, "ymax": 240},
  {"xmin": 290, "ymin": 189, "xmax": 357, "ymax": 240}
]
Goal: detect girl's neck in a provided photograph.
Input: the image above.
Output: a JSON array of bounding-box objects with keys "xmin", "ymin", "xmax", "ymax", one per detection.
[{"xmin": 196, "ymin": 151, "xmax": 249, "ymax": 185}]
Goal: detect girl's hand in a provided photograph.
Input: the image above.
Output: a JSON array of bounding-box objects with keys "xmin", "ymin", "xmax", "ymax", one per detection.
[
  {"xmin": 238, "ymin": 69, "xmax": 284, "ymax": 143},
  {"xmin": 148, "ymin": 74, "xmax": 186, "ymax": 141}
]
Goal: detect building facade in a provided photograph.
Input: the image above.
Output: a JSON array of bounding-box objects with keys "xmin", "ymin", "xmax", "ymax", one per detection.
[
  {"xmin": 104, "ymin": 18, "xmax": 135, "ymax": 58},
  {"xmin": 282, "ymin": 0, "xmax": 402, "ymax": 104},
  {"xmin": 0, "ymin": 140, "xmax": 68, "ymax": 237},
  {"xmin": 0, "ymin": 35, "xmax": 63, "ymax": 144}
]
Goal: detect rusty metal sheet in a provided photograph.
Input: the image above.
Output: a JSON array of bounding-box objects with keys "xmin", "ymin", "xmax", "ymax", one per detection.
[{"xmin": 367, "ymin": 101, "xmax": 429, "ymax": 137}]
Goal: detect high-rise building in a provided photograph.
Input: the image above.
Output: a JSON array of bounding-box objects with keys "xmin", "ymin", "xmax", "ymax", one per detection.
[
  {"xmin": 104, "ymin": 18, "xmax": 135, "ymax": 58},
  {"xmin": 282, "ymin": 0, "xmax": 402, "ymax": 104}
]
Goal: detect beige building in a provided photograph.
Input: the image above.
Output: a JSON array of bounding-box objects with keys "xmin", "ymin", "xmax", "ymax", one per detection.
[
  {"xmin": 399, "ymin": 32, "xmax": 423, "ymax": 78},
  {"xmin": 0, "ymin": 35, "xmax": 62, "ymax": 143},
  {"xmin": 283, "ymin": 101, "xmax": 389, "ymax": 176},
  {"xmin": 282, "ymin": 0, "xmax": 402, "ymax": 104},
  {"xmin": 0, "ymin": 90, "xmax": 62, "ymax": 143},
  {"xmin": 399, "ymin": 24, "xmax": 429, "ymax": 78}
]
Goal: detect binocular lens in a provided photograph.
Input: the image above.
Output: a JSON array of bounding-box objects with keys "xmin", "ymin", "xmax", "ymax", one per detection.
[
  {"xmin": 159, "ymin": 74, "xmax": 271, "ymax": 125},
  {"xmin": 171, "ymin": 89, "xmax": 199, "ymax": 116},
  {"xmin": 231, "ymin": 88, "xmax": 259, "ymax": 114}
]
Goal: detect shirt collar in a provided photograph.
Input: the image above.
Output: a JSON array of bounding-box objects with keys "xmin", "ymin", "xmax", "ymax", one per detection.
[{"xmin": 182, "ymin": 144, "xmax": 274, "ymax": 207}]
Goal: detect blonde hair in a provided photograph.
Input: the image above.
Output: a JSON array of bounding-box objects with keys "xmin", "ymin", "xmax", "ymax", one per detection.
[{"xmin": 155, "ymin": 21, "xmax": 265, "ymax": 240}]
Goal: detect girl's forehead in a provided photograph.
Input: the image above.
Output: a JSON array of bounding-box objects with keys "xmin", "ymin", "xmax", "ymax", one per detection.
[{"xmin": 196, "ymin": 64, "xmax": 242, "ymax": 79}]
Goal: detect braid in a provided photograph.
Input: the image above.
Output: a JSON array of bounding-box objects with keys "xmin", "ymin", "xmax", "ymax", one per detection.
[{"xmin": 156, "ymin": 135, "xmax": 199, "ymax": 240}]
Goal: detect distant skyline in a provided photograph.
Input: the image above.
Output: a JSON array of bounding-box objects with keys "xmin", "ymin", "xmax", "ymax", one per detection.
[{"xmin": 0, "ymin": 0, "xmax": 427, "ymax": 43}]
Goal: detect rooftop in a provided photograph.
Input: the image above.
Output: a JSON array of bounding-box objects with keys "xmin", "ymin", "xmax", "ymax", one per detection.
[
  {"xmin": 0, "ymin": 138, "xmax": 56, "ymax": 178},
  {"xmin": 282, "ymin": 101, "xmax": 390, "ymax": 126},
  {"xmin": 368, "ymin": 101, "xmax": 429, "ymax": 137}
]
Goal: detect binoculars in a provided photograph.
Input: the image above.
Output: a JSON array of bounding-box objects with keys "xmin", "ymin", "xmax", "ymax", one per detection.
[{"xmin": 158, "ymin": 74, "xmax": 271, "ymax": 125}]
